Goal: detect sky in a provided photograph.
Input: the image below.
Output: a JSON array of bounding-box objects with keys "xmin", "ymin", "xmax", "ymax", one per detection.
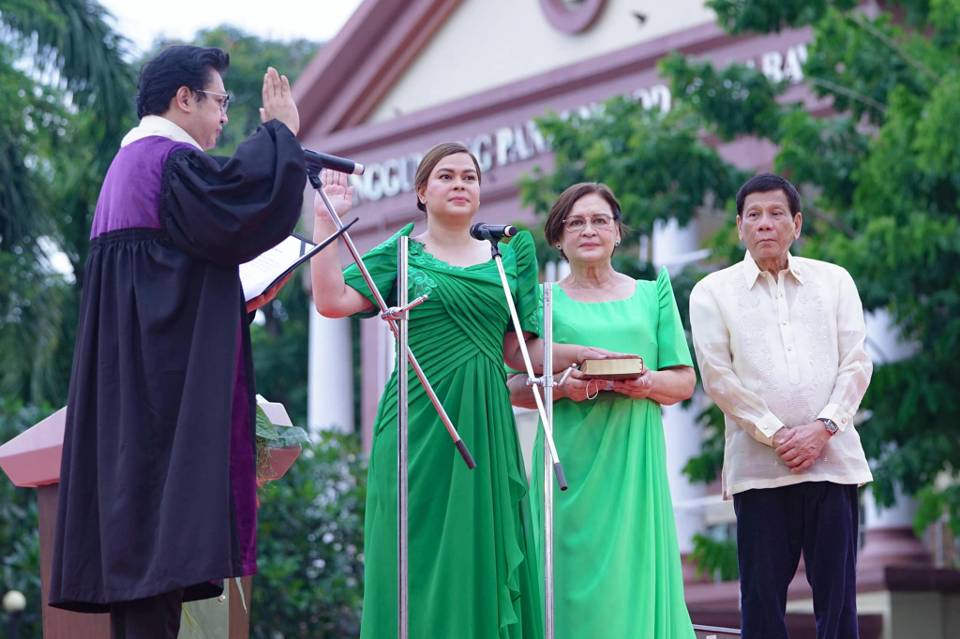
[{"xmin": 98, "ymin": 0, "xmax": 362, "ymax": 57}]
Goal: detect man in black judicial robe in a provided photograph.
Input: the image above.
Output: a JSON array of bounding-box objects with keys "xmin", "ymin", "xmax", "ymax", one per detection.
[{"xmin": 49, "ymin": 45, "xmax": 306, "ymax": 638}]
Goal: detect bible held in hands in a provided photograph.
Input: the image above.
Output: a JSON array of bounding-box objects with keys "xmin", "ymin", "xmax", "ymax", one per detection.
[{"xmin": 579, "ymin": 357, "xmax": 645, "ymax": 380}]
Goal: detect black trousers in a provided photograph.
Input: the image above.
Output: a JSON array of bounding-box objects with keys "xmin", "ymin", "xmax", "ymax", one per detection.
[
  {"xmin": 109, "ymin": 589, "xmax": 184, "ymax": 639},
  {"xmin": 734, "ymin": 482, "xmax": 860, "ymax": 639}
]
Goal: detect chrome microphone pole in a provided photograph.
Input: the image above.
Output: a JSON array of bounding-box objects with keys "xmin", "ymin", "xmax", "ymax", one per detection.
[
  {"xmin": 309, "ymin": 174, "xmax": 476, "ymax": 469},
  {"xmin": 482, "ymin": 237, "xmax": 567, "ymax": 490},
  {"xmin": 542, "ymin": 282, "xmax": 556, "ymax": 639},
  {"xmin": 397, "ymin": 236, "xmax": 410, "ymax": 639}
]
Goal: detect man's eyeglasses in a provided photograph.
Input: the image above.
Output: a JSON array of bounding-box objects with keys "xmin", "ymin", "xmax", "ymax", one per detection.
[
  {"xmin": 196, "ymin": 89, "xmax": 231, "ymax": 114},
  {"xmin": 562, "ymin": 215, "xmax": 617, "ymax": 233}
]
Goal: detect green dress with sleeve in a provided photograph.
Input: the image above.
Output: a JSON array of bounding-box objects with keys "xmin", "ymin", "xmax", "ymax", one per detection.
[
  {"xmin": 530, "ymin": 268, "xmax": 696, "ymax": 639},
  {"xmin": 343, "ymin": 223, "xmax": 544, "ymax": 639}
]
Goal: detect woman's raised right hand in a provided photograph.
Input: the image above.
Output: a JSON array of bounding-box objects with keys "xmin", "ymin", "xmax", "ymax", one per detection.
[{"xmin": 314, "ymin": 168, "xmax": 354, "ymax": 220}]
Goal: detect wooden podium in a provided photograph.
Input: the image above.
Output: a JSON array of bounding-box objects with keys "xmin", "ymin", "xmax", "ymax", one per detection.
[{"xmin": 0, "ymin": 401, "xmax": 300, "ymax": 638}]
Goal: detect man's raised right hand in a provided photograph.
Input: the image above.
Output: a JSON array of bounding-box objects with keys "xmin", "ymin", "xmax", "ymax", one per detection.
[{"xmin": 259, "ymin": 66, "xmax": 300, "ymax": 136}]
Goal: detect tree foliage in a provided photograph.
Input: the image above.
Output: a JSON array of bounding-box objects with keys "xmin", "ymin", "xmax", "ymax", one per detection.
[
  {"xmin": 690, "ymin": 532, "xmax": 739, "ymax": 582},
  {"xmin": 708, "ymin": 0, "xmax": 858, "ymax": 34},
  {"xmin": 520, "ymin": 96, "xmax": 746, "ymax": 265},
  {"xmin": 0, "ymin": 0, "xmax": 135, "ymax": 404},
  {"xmin": 0, "ymin": 400, "xmax": 46, "ymax": 638},
  {"xmin": 0, "ymin": 0, "xmax": 135, "ymax": 124},
  {"xmin": 253, "ymin": 432, "xmax": 366, "ymax": 638},
  {"xmin": 762, "ymin": 1, "xmax": 960, "ymax": 536},
  {"xmin": 524, "ymin": 0, "xmax": 960, "ymax": 544}
]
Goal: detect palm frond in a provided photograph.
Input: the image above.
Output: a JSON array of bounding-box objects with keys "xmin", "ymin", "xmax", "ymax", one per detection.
[{"xmin": 0, "ymin": 0, "xmax": 136, "ymax": 129}]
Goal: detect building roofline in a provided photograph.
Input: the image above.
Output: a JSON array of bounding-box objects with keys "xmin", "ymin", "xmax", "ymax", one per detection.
[
  {"xmin": 298, "ymin": 19, "xmax": 749, "ymax": 153},
  {"xmin": 293, "ymin": 0, "xmax": 461, "ymax": 141}
]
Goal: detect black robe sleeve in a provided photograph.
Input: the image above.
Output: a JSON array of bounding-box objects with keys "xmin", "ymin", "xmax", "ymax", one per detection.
[{"xmin": 160, "ymin": 119, "xmax": 306, "ymax": 265}]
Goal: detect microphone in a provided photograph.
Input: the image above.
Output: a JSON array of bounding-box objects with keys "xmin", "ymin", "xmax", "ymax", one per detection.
[
  {"xmin": 469, "ymin": 223, "xmax": 518, "ymax": 241},
  {"xmin": 303, "ymin": 149, "xmax": 365, "ymax": 176}
]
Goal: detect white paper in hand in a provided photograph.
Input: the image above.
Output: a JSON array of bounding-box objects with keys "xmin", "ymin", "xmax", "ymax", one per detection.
[
  {"xmin": 238, "ymin": 219, "xmax": 356, "ymax": 303},
  {"xmin": 239, "ymin": 235, "xmax": 313, "ymax": 301}
]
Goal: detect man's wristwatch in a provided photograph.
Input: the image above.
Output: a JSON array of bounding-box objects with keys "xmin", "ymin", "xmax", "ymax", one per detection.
[{"xmin": 818, "ymin": 417, "xmax": 839, "ymax": 436}]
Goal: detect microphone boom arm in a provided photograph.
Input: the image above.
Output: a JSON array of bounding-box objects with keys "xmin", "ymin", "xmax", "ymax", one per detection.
[
  {"xmin": 304, "ymin": 148, "xmax": 365, "ymax": 176},
  {"xmin": 485, "ymin": 239, "xmax": 568, "ymax": 491}
]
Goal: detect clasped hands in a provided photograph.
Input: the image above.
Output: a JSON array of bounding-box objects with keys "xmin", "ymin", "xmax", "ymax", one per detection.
[{"xmin": 772, "ymin": 421, "xmax": 832, "ymax": 474}]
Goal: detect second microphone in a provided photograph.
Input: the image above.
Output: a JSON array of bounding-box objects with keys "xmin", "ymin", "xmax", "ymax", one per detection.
[{"xmin": 470, "ymin": 223, "xmax": 518, "ymax": 241}]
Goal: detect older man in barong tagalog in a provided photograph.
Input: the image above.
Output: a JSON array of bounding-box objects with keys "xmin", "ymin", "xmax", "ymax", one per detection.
[
  {"xmin": 689, "ymin": 173, "xmax": 874, "ymax": 639},
  {"xmin": 48, "ymin": 45, "xmax": 306, "ymax": 638}
]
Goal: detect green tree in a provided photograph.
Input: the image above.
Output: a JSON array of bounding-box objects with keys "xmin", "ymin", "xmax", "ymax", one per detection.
[
  {"xmin": 0, "ymin": 0, "xmax": 135, "ymax": 405},
  {"xmin": 1, "ymin": 4, "xmax": 132, "ymax": 624},
  {"xmin": 253, "ymin": 432, "xmax": 366, "ymax": 638},
  {"xmin": 522, "ymin": 97, "xmax": 746, "ymax": 248},
  {"xmin": 523, "ymin": 0, "xmax": 960, "ymax": 554},
  {"xmin": 0, "ymin": 400, "xmax": 49, "ymax": 639}
]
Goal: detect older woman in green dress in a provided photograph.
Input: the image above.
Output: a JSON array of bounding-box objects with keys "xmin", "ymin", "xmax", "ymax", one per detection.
[
  {"xmin": 309, "ymin": 145, "xmax": 620, "ymax": 639},
  {"xmin": 509, "ymin": 182, "xmax": 697, "ymax": 639}
]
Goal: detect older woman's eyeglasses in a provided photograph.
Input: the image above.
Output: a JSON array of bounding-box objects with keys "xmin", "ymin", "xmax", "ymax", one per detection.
[
  {"xmin": 562, "ymin": 215, "xmax": 616, "ymax": 233},
  {"xmin": 196, "ymin": 89, "xmax": 231, "ymax": 114}
]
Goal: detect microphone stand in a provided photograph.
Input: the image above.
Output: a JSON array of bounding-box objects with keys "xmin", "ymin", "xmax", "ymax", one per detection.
[
  {"xmin": 481, "ymin": 236, "xmax": 568, "ymax": 491},
  {"xmin": 397, "ymin": 236, "xmax": 410, "ymax": 639},
  {"xmin": 535, "ymin": 282, "xmax": 578, "ymax": 639},
  {"xmin": 541, "ymin": 282, "xmax": 556, "ymax": 639}
]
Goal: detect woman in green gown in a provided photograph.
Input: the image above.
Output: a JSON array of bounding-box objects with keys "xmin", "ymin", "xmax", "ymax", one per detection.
[
  {"xmin": 509, "ymin": 183, "xmax": 698, "ymax": 639},
  {"xmin": 310, "ymin": 146, "xmax": 617, "ymax": 639}
]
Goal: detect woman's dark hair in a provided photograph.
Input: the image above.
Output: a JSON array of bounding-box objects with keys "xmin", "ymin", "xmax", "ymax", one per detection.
[
  {"xmin": 735, "ymin": 173, "xmax": 802, "ymax": 216},
  {"xmin": 136, "ymin": 46, "xmax": 230, "ymax": 118},
  {"xmin": 414, "ymin": 142, "xmax": 482, "ymax": 212},
  {"xmin": 544, "ymin": 182, "xmax": 624, "ymax": 260}
]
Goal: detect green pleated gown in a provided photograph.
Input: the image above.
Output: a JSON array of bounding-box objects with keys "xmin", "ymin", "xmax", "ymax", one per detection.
[
  {"xmin": 530, "ymin": 269, "xmax": 696, "ymax": 639},
  {"xmin": 344, "ymin": 224, "xmax": 544, "ymax": 639}
]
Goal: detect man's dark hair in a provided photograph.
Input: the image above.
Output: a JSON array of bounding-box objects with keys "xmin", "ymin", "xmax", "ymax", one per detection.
[
  {"xmin": 136, "ymin": 46, "xmax": 230, "ymax": 118},
  {"xmin": 735, "ymin": 173, "xmax": 802, "ymax": 216}
]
